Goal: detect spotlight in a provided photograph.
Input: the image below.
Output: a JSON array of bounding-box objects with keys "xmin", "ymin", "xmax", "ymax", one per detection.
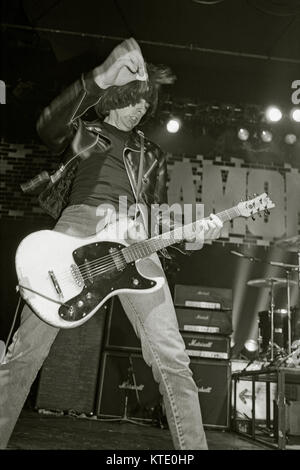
[
  {"xmin": 260, "ymin": 129, "xmax": 273, "ymax": 143},
  {"xmin": 285, "ymin": 134, "xmax": 297, "ymax": 145},
  {"xmin": 245, "ymin": 339, "xmax": 258, "ymax": 353},
  {"xmin": 265, "ymin": 106, "xmax": 282, "ymax": 123},
  {"xmin": 166, "ymin": 118, "xmax": 181, "ymax": 133},
  {"xmin": 241, "ymin": 339, "xmax": 259, "ymax": 360},
  {"xmin": 237, "ymin": 128, "xmax": 250, "ymax": 141},
  {"xmin": 291, "ymin": 108, "xmax": 300, "ymax": 123}
]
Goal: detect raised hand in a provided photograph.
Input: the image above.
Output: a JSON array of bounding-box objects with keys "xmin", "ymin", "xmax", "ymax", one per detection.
[{"xmin": 94, "ymin": 37, "xmax": 148, "ymax": 89}]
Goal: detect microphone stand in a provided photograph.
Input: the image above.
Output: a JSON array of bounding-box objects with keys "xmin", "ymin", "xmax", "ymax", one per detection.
[
  {"xmin": 298, "ymin": 251, "xmax": 300, "ymax": 289},
  {"xmin": 286, "ymin": 270, "xmax": 292, "ymax": 355}
]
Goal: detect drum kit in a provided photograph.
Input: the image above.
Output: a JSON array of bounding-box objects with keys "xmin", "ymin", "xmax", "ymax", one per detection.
[{"xmin": 246, "ymin": 235, "xmax": 300, "ymax": 363}]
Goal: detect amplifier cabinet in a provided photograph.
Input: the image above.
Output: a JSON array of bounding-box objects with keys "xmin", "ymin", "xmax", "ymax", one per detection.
[
  {"xmin": 104, "ymin": 297, "xmax": 141, "ymax": 351},
  {"xmin": 182, "ymin": 332, "xmax": 230, "ymax": 360},
  {"xmin": 35, "ymin": 307, "xmax": 107, "ymax": 414},
  {"xmin": 190, "ymin": 359, "xmax": 231, "ymax": 429},
  {"xmin": 96, "ymin": 351, "xmax": 161, "ymax": 421},
  {"xmin": 174, "ymin": 284, "xmax": 232, "ymax": 310},
  {"xmin": 96, "ymin": 351, "xmax": 230, "ymax": 428},
  {"xmin": 175, "ymin": 306, "xmax": 232, "ymax": 335}
]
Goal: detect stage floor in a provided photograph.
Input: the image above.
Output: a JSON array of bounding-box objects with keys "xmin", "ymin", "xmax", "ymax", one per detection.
[{"xmin": 7, "ymin": 409, "xmax": 268, "ymax": 450}]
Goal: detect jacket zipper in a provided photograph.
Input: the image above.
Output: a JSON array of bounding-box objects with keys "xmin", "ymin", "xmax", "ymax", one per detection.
[{"xmin": 123, "ymin": 147, "xmax": 140, "ymax": 201}]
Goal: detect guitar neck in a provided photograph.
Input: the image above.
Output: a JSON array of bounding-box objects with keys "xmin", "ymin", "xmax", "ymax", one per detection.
[{"xmin": 122, "ymin": 206, "xmax": 241, "ymax": 263}]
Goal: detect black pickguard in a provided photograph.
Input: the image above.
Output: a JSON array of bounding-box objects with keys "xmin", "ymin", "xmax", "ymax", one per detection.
[{"xmin": 59, "ymin": 241, "xmax": 156, "ymax": 322}]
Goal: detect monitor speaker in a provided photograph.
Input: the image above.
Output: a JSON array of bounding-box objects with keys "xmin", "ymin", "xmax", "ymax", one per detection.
[
  {"xmin": 35, "ymin": 306, "xmax": 107, "ymax": 414},
  {"xmin": 96, "ymin": 351, "xmax": 162, "ymax": 422},
  {"xmin": 190, "ymin": 358, "xmax": 231, "ymax": 428}
]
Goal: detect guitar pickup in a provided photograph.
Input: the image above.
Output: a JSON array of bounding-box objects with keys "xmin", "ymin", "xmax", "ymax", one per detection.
[{"xmin": 49, "ymin": 270, "xmax": 63, "ymax": 297}]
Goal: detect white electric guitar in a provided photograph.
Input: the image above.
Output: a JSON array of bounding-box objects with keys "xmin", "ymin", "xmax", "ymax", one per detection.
[{"xmin": 15, "ymin": 193, "xmax": 275, "ymax": 329}]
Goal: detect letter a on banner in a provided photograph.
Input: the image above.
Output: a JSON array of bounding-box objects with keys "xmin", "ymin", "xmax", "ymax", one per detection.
[
  {"xmin": 168, "ymin": 160, "xmax": 203, "ymax": 249},
  {"xmin": 168, "ymin": 160, "xmax": 196, "ymax": 206}
]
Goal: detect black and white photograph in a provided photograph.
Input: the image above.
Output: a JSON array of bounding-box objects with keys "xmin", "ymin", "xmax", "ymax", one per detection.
[{"xmin": 1, "ymin": 0, "xmax": 300, "ymax": 455}]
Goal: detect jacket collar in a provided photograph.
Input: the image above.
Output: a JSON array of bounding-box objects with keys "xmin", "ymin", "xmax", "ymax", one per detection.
[{"xmin": 84, "ymin": 119, "xmax": 142, "ymax": 152}]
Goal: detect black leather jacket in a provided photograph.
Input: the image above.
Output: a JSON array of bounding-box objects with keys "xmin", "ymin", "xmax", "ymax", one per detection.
[{"xmin": 32, "ymin": 70, "xmax": 168, "ymax": 221}]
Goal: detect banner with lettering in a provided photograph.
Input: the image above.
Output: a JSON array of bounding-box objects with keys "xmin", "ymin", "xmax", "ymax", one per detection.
[{"xmin": 167, "ymin": 155, "xmax": 300, "ymax": 246}]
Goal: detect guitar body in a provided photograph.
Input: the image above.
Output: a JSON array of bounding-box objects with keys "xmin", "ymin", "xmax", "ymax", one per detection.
[{"xmin": 15, "ymin": 220, "xmax": 164, "ymax": 328}]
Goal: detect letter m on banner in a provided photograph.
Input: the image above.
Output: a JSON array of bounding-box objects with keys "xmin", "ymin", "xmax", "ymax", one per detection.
[{"xmin": 0, "ymin": 80, "xmax": 6, "ymax": 104}]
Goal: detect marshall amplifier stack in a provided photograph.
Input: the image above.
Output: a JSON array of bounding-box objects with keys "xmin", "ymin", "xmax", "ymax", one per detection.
[
  {"xmin": 174, "ymin": 284, "xmax": 233, "ymax": 428},
  {"xmin": 96, "ymin": 297, "xmax": 163, "ymax": 423}
]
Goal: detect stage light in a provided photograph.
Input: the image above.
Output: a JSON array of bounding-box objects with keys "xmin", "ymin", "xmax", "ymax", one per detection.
[
  {"xmin": 237, "ymin": 128, "xmax": 250, "ymax": 141},
  {"xmin": 166, "ymin": 118, "xmax": 181, "ymax": 133},
  {"xmin": 265, "ymin": 106, "xmax": 282, "ymax": 123},
  {"xmin": 260, "ymin": 129, "xmax": 273, "ymax": 143},
  {"xmin": 244, "ymin": 339, "xmax": 258, "ymax": 353},
  {"xmin": 285, "ymin": 134, "xmax": 297, "ymax": 145},
  {"xmin": 291, "ymin": 108, "xmax": 300, "ymax": 123},
  {"xmin": 240, "ymin": 339, "xmax": 259, "ymax": 360}
]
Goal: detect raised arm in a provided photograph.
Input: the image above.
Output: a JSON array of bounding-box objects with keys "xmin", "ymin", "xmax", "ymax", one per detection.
[{"xmin": 37, "ymin": 37, "xmax": 148, "ymax": 154}]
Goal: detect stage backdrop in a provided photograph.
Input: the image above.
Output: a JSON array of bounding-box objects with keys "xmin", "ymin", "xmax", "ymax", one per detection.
[{"xmin": 166, "ymin": 155, "xmax": 300, "ymax": 245}]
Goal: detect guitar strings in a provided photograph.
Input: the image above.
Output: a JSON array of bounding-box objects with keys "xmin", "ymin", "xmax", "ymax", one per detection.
[
  {"xmin": 57, "ymin": 237, "xmax": 164, "ymax": 283},
  {"xmin": 53, "ymin": 224, "xmax": 200, "ymax": 283},
  {"xmin": 55, "ymin": 223, "xmax": 187, "ymax": 279},
  {"xmin": 73, "ymin": 238, "xmax": 166, "ymax": 281},
  {"xmin": 54, "ymin": 251, "xmax": 124, "ymax": 280},
  {"xmin": 55, "ymin": 238, "xmax": 164, "ymax": 281},
  {"xmin": 58, "ymin": 259, "xmax": 121, "ymax": 286},
  {"xmin": 57, "ymin": 259, "xmax": 118, "ymax": 283},
  {"xmin": 71, "ymin": 237, "xmax": 165, "ymax": 281}
]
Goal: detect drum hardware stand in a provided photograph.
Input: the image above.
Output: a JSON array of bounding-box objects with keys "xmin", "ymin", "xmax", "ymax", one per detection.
[
  {"xmin": 269, "ymin": 279, "xmax": 276, "ymax": 362},
  {"xmin": 98, "ymin": 354, "xmax": 151, "ymax": 426},
  {"xmin": 285, "ymin": 269, "xmax": 292, "ymax": 355}
]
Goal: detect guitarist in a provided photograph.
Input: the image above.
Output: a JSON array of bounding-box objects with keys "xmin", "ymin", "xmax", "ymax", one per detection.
[{"xmin": 0, "ymin": 38, "xmax": 223, "ymax": 449}]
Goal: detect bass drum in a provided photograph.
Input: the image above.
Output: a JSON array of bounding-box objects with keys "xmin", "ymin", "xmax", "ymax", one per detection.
[
  {"xmin": 292, "ymin": 307, "xmax": 300, "ymax": 343},
  {"xmin": 258, "ymin": 308, "xmax": 300, "ymax": 352},
  {"xmin": 258, "ymin": 309, "xmax": 288, "ymax": 352}
]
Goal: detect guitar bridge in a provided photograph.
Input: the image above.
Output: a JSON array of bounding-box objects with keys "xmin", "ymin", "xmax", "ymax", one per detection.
[
  {"xmin": 49, "ymin": 270, "xmax": 63, "ymax": 298},
  {"xmin": 71, "ymin": 264, "xmax": 84, "ymax": 287}
]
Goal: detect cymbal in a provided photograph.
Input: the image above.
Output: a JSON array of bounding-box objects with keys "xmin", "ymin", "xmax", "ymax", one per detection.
[
  {"xmin": 247, "ymin": 277, "xmax": 298, "ymax": 288},
  {"xmin": 275, "ymin": 235, "xmax": 300, "ymax": 252}
]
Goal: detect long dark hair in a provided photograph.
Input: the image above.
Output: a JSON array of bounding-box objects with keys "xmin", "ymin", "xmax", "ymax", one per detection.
[{"xmin": 94, "ymin": 63, "xmax": 176, "ymax": 123}]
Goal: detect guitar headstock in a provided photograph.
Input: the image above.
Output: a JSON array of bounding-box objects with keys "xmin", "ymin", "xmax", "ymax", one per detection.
[{"xmin": 237, "ymin": 193, "xmax": 275, "ymax": 219}]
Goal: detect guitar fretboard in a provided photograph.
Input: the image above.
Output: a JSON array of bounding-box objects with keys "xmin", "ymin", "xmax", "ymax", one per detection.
[{"xmin": 122, "ymin": 206, "xmax": 240, "ymax": 263}]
